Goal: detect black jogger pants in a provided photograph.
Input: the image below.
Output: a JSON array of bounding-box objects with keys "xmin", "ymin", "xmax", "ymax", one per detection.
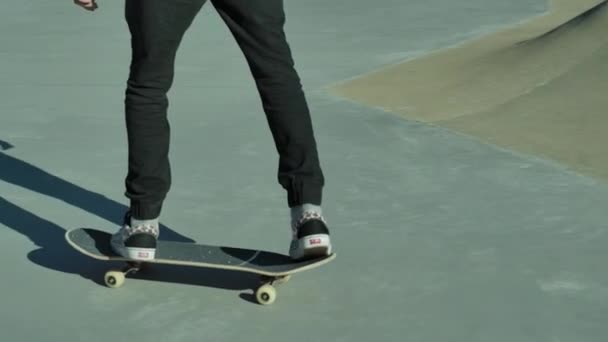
[{"xmin": 124, "ymin": 0, "xmax": 325, "ymax": 219}]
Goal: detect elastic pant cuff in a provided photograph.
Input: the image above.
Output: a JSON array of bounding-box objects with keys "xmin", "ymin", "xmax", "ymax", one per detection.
[{"xmin": 130, "ymin": 201, "xmax": 163, "ymax": 220}]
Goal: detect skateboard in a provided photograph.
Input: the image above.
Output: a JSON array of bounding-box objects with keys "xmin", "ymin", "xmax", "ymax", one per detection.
[{"xmin": 65, "ymin": 228, "xmax": 336, "ymax": 305}]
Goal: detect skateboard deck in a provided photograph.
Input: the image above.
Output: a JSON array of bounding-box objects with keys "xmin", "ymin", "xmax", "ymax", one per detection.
[{"xmin": 65, "ymin": 228, "xmax": 335, "ymax": 304}]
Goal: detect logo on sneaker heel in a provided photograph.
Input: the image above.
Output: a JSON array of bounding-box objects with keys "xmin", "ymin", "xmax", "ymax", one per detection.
[{"xmin": 309, "ymin": 238, "xmax": 322, "ymax": 245}]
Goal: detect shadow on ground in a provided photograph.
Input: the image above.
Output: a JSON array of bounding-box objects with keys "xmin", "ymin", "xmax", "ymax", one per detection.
[{"xmin": 0, "ymin": 140, "xmax": 260, "ymax": 303}]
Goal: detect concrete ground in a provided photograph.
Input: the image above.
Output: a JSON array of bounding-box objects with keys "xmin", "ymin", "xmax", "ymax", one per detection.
[{"xmin": 1, "ymin": 1, "xmax": 608, "ymax": 341}]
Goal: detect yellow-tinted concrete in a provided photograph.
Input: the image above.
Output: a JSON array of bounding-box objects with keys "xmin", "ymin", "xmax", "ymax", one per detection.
[{"xmin": 331, "ymin": 0, "xmax": 608, "ymax": 179}]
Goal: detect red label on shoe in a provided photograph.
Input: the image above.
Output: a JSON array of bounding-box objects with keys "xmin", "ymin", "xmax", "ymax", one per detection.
[
  {"xmin": 309, "ymin": 238, "xmax": 322, "ymax": 245},
  {"xmin": 138, "ymin": 252, "xmax": 149, "ymax": 258}
]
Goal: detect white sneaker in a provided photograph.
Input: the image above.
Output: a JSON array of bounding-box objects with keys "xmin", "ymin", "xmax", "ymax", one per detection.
[
  {"xmin": 110, "ymin": 213, "xmax": 159, "ymax": 261},
  {"xmin": 289, "ymin": 212, "xmax": 332, "ymax": 260}
]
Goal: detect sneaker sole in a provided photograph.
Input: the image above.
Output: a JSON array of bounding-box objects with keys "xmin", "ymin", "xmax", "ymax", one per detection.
[
  {"xmin": 290, "ymin": 234, "xmax": 332, "ymax": 260},
  {"xmin": 301, "ymin": 246, "xmax": 331, "ymax": 259}
]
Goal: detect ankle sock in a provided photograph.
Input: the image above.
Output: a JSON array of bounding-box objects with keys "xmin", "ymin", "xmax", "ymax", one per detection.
[
  {"xmin": 130, "ymin": 217, "xmax": 159, "ymax": 229},
  {"xmin": 290, "ymin": 204, "xmax": 323, "ymax": 228}
]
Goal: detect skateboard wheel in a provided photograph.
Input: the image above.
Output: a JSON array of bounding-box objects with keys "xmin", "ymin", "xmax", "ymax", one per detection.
[
  {"xmin": 255, "ymin": 284, "xmax": 277, "ymax": 305},
  {"xmin": 104, "ymin": 270, "xmax": 125, "ymax": 288}
]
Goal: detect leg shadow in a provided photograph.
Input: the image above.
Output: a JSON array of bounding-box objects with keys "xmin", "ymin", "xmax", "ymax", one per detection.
[
  {"xmin": 0, "ymin": 145, "xmax": 191, "ymax": 242},
  {"xmin": 0, "ymin": 141, "xmax": 265, "ymax": 303}
]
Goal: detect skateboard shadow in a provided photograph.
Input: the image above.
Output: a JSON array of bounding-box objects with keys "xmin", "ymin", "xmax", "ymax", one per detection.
[
  {"xmin": 0, "ymin": 198, "xmax": 261, "ymax": 301},
  {"xmin": 0, "ymin": 196, "xmax": 109, "ymax": 285},
  {"xmin": 128, "ymin": 264, "xmax": 262, "ymax": 303},
  {"xmin": 0, "ymin": 142, "xmax": 260, "ymax": 303}
]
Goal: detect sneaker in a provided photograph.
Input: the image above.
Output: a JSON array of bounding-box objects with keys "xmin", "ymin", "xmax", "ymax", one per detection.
[
  {"xmin": 289, "ymin": 212, "xmax": 332, "ymax": 260},
  {"xmin": 110, "ymin": 213, "xmax": 159, "ymax": 261}
]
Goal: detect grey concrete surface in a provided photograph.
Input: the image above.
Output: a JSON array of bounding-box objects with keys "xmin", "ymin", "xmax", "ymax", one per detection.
[{"xmin": 3, "ymin": 1, "xmax": 608, "ymax": 342}]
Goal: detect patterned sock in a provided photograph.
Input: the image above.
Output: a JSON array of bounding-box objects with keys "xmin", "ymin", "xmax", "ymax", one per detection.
[
  {"xmin": 130, "ymin": 217, "xmax": 159, "ymax": 230},
  {"xmin": 290, "ymin": 204, "xmax": 323, "ymax": 229}
]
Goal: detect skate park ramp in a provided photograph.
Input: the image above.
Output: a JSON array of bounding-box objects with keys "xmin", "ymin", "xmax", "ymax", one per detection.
[
  {"xmin": 331, "ymin": 0, "xmax": 608, "ymax": 180},
  {"xmin": 2, "ymin": 1, "xmax": 608, "ymax": 342}
]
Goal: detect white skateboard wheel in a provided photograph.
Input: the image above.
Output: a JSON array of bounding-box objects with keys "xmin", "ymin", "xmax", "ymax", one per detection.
[
  {"xmin": 256, "ymin": 284, "xmax": 277, "ymax": 305},
  {"xmin": 104, "ymin": 270, "xmax": 125, "ymax": 288}
]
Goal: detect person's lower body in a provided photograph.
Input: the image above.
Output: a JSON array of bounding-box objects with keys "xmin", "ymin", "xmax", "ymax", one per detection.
[{"xmin": 111, "ymin": 0, "xmax": 332, "ymax": 261}]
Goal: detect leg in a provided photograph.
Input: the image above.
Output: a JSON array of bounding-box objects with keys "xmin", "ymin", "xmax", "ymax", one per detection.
[
  {"xmin": 211, "ymin": 0, "xmax": 325, "ymax": 208},
  {"xmin": 124, "ymin": 0, "xmax": 206, "ymax": 219}
]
